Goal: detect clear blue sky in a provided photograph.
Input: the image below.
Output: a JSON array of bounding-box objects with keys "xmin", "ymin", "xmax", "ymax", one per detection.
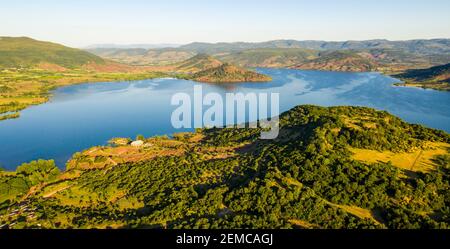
[{"xmin": 1, "ymin": 0, "xmax": 449, "ymax": 47}]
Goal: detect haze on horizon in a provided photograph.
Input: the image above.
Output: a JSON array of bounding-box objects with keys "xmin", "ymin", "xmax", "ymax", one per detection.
[{"xmin": 1, "ymin": 0, "xmax": 449, "ymax": 48}]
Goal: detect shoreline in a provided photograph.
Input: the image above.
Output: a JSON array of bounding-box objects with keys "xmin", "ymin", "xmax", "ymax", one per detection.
[
  {"xmin": 392, "ymin": 82, "xmax": 450, "ymax": 91},
  {"xmin": 3, "ymin": 66, "xmax": 448, "ymax": 123}
]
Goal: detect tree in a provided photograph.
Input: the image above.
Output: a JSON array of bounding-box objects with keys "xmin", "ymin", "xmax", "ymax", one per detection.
[
  {"xmin": 136, "ymin": 134, "xmax": 145, "ymax": 141},
  {"xmin": 16, "ymin": 159, "xmax": 60, "ymax": 185}
]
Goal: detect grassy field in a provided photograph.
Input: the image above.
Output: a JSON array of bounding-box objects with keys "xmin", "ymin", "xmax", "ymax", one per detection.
[
  {"xmin": 288, "ymin": 219, "xmax": 320, "ymax": 229},
  {"xmin": 325, "ymin": 202, "xmax": 384, "ymax": 227},
  {"xmin": 349, "ymin": 142, "xmax": 449, "ymax": 173}
]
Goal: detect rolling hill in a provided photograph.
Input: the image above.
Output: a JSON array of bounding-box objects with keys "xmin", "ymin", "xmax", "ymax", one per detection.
[
  {"xmin": 87, "ymin": 47, "xmax": 195, "ymax": 66},
  {"xmin": 0, "ymin": 37, "xmax": 106, "ymax": 69},
  {"xmin": 394, "ymin": 63, "xmax": 450, "ymax": 91},
  {"xmin": 291, "ymin": 51, "xmax": 379, "ymax": 72},
  {"xmin": 174, "ymin": 53, "xmax": 224, "ymax": 73},
  {"xmin": 216, "ymin": 48, "xmax": 319, "ymax": 68}
]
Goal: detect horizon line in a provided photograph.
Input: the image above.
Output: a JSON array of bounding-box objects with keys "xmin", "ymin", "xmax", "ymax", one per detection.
[{"xmin": 3, "ymin": 35, "xmax": 449, "ymax": 49}]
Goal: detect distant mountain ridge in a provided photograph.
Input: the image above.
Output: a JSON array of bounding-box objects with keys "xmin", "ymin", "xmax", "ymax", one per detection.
[
  {"xmin": 87, "ymin": 39, "xmax": 450, "ymax": 71},
  {"xmin": 85, "ymin": 43, "xmax": 181, "ymax": 49},
  {"xmin": 179, "ymin": 39, "xmax": 450, "ymax": 55}
]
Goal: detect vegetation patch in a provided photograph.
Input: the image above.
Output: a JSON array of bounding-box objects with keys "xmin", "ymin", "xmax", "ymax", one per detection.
[{"xmin": 349, "ymin": 142, "xmax": 449, "ymax": 173}]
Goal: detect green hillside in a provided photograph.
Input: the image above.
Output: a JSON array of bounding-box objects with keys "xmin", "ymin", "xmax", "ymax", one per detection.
[
  {"xmin": 1, "ymin": 105, "xmax": 449, "ymax": 229},
  {"xmin": 0, "ymin": 37, "xmax": 105, "ymax": 69},
  {"xmin": 394, "ymin": 63, "xmax": 450, "ymax": 91}
]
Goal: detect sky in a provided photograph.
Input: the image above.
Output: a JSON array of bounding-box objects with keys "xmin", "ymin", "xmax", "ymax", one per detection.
[{"xmin": 1, "ymin": 0, "xmax": 449, "ymax": 47}]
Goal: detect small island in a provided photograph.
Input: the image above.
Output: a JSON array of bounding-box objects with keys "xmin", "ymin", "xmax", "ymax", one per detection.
[
  {"xmin": 189, "ymin": 63, "xmax": 272, "ymax": 83},
  {"xmin": 172, "ymin": 54, "xmax": 272, "ymax": 83}
]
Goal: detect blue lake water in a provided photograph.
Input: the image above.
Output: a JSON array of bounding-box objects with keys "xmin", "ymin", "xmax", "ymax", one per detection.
[{"xmin": 0, "ymin": 68, "xmax": 449, "ymax": 170}]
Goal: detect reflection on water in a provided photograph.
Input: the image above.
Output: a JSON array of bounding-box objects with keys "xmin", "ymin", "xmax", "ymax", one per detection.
[{"xmin": 0, "ymin": 68, "xmax": 449, "ymax": 170}]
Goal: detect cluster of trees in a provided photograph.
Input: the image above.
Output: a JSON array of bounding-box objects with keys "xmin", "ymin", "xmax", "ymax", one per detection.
[{"xmin": 0, "ymin": 160, "xmax": 59, "ymax": 206}]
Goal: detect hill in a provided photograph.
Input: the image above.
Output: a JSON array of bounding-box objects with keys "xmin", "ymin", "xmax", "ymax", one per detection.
[
  {"xmin": 189, "ymin": 63, "xmax": 272, "ymax": 83},
  {"xmin": 169, "ymin": 54, "xmax": 272, "ymax": 83},
  {"xmin": 1, "ymin": 105, "xmax": 449, "ymax": 229},
  {"xmin": 0, "ymin": 37, "xmax": 106, "ymax": 69},
  {"xmin": 291, "ymin": 51, "xmax": 379, "ymax": 72},
  {"xmin": 174, "ymin": 53, "xmax": 224, "ymax": 73},
  {"xmin": 217, "ymin": 48, "xmax": 319, "ymax": 68},
  {"xmin": 394, "ymin": 63, "xmax": 450, "ymax": 91},
  {"xmin": 87, "ymin": 47, "xmax": 194, "ymax": 66}
]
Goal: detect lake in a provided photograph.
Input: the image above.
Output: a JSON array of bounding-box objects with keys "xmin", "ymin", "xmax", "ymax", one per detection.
[{"xmin": 1, "ymin": 68, "xmax": 449, "ymax": 170}]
